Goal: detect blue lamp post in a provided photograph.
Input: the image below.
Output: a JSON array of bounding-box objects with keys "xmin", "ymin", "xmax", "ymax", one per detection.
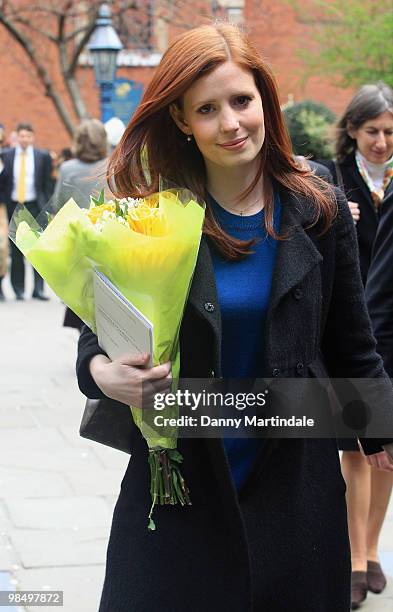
[{"xmin": 87, "ymin": 3, "xmax": 123, "ymax": 122}]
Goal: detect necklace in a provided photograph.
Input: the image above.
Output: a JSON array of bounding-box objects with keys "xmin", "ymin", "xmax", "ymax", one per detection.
[{"xmin": 219, "ymin": 198, "xmax": 263, "ymax": 216}]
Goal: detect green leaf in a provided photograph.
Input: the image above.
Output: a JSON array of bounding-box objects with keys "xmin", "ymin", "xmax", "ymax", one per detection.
[
  {"xmin": 287, "ymin": 0, "xmax": 393, "ymax": 89},
  {"xmin": 90, "ymin": 188, "xmax": 106, "ymax": 208},
  {"xmin": 97, "ymin": 188, "xmax": 105, "ymax": 205},
  {"xmin": 168, "ymin": 449, "xmax": 184, "ymax": 464},
  {"xmin": 148, "ymin": 518, "xmax": 156, "ymax": 531}
]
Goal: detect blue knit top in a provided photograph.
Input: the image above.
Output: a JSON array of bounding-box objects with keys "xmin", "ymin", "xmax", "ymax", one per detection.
[{"xmin": 210, "ymin": 191, "xmax": 281, "ymax": 489}]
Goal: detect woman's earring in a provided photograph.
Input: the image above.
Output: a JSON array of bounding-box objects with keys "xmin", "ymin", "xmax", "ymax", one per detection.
[{"xmin": 186, "ymin": 135, "xmax": 192, "ymax": 142}]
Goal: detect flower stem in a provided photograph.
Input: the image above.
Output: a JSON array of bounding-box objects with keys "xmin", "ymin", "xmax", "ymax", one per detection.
[{"xmin": 147, "ymin": 448, "xmax": 191, "ymax": 530}]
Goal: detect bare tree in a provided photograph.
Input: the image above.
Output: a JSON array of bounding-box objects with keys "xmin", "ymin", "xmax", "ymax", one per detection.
[
  {"xmin": 0, "ymin": 0, "xmax": 233, "ymax": 135},
  {"xmin": 0, "ymin": 0, "xmax": 149, "ymax": 135}
]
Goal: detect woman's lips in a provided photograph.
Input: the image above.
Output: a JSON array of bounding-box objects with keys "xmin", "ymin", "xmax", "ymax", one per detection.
[
  {"xmin": 218, "ymin": 136, "xmax": 248, "ymax": 150},
  {"xmin": 371, "ymin": 151, "xmax": 388, "ymax": 159}
]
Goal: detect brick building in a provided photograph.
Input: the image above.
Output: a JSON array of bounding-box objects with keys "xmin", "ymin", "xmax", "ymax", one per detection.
[{"xmin": 0, "ymin": 0, "xmax": 352, "ymax": 153}]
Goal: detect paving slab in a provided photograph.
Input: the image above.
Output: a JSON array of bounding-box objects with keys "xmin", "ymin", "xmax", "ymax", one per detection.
[
  {"xmin": 30, "ymin": 405, "xmax": 84, "ymax": 429},
  {"xmin": 64, "ymin": 468, "xmax": 124, "ymax": 497},
  {"xmin": 0, "ymin": 536, "xmax": 16, "ymax": 571},
  {"xmin": 0, "ymin": 447, "xmax": 102, "ymax": 473},
  {"xmin": 0, "ymin": 467, "xmax": 73, "ymax": 498},
  {"xmin": 0, "ymin": 428, "xmax": 69, "ymax": 451},
  {"xmin": 0, "ymin": 406, "xmax": 37, "ymax": 429},
  {"xmin": 60, "ymin": 425, "xmax": 130, "ymax": 470},
  {"xmin": 5, "ymin": 497, "xmax": 112, "ymax": 531},
  {"xmin": 9, "ymin": 528, "xmax": 109, "ymax": 568},
  {"xmin": 13, "ymin": 566, "xmax": 104, "ymax": 612}
]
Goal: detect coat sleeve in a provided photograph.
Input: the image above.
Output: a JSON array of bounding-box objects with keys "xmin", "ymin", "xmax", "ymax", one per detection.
[
  {"xmin": 365, "ymin": 202, "xmax": 393, "ymax": 378},
  {"xmin": 76, "ymin": 324, "xmax": 107, "ymax": 399},
  {"xmin": 321, "ymin": 190, "xmax": 393, "ymax": 453}
]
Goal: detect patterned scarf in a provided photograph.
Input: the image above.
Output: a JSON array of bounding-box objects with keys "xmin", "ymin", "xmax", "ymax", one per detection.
[{"xmin": 355, "ymin": 150, "xmax": 393, "ymax": 208}]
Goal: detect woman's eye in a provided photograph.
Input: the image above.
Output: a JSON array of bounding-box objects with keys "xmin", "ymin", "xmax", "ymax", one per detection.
[
  {"xmin": 198, "ymin": 104, "xmax": 214, "ymax": 114},
  {"xmin": 235, "ymin": 96, "xmax": 252, "ymax": 107}
]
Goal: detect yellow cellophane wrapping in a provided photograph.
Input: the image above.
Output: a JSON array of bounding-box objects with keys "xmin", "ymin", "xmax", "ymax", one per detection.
[{"xmin": 15, "ymin": 191, "xmax": 204, "ymax": 449}]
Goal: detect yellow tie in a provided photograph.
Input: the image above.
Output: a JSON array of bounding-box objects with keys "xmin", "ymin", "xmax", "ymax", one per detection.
[{"xmin": 17, "ymin": 151, "xmax": 27, "ymax": 204}]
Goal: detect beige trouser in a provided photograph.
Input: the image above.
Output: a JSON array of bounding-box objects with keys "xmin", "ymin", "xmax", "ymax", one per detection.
[{"xmin": 0, "ymin": 203, "xmax": 9, "ymax": 278}]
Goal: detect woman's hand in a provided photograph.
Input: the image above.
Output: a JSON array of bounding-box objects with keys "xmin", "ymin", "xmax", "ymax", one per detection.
[
  {"xmin": 365, "ymin": 449, "xmax": 393, "ymax": 471},
  {"xmin": 348, "ymin": 200, "xmax": 360, "ymax": 224},
  {"xmin": 89, "ymin": 353, "xmax": 172, "ymax": 408}
]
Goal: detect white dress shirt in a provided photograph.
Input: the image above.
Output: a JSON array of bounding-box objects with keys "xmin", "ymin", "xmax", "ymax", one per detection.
[{"xmin": 12, "ymin": 145, "xmax": 37, "ymax": 202}]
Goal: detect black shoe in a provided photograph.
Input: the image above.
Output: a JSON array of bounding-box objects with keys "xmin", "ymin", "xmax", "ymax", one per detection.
[
  {"xmin": 351, "ymin": 571, "xmax": 368, "ymax": 609},
  {"xmin": 32, "ymin": 291, "xmax": 49, "ymax": 301},
  {"xmin": 15, "ymin": 292, "xmax": 25, "ymax": 301},
  {"xmin": 367, "ymin": 560, "xmax": 387, "ymax": 594}
]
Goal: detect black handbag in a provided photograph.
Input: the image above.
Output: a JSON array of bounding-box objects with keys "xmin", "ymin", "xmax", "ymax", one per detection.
[{"xmin": 79, "ymin": 397, "xmax": 134, "ymax": 454}]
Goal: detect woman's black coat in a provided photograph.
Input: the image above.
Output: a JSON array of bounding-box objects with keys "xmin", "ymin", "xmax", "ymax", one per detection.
[
  {"xmin": 320, "ymin": 154, "xmax": 393, "ymax": 378},
  {"xmin": 77, "ymin": 186, "xmax": 393, "ymax": 612},
  {"xmin": 320, "ymin": 153, "xmax": 393, "ymax": 284}
]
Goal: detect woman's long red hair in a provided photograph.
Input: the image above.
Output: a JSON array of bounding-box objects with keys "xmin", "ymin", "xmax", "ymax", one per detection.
[{"xmin": 108, "ymin": 23, "xmax": 336, "ymax": 260}]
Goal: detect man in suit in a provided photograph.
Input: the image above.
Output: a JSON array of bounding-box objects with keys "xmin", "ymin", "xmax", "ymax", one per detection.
[{"xmin": 0, "ymin": 122, "xmax": 52, "ymax": 300}]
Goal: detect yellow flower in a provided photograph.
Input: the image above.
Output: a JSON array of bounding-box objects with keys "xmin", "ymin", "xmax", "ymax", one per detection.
[
  {"xmin": 127, "ymin": 203, "xmax": 168, "ymax": 236},
  {"xmin": 87, "ymin": 203, "xmax": 116, "ymax": 224}
]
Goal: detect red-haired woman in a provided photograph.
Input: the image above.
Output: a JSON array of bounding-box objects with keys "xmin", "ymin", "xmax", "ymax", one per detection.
[{"xmin": 76, "ymin": 24, "xmax": 393, "ymax": 612}]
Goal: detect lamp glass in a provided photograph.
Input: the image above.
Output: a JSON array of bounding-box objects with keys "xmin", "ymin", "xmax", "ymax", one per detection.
[{"xmin": 91, "ymin": 49, "xmax": 118, "ymax": 83}]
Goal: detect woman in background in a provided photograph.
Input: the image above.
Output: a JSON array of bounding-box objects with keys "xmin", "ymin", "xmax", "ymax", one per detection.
[
  {"xmin": 53, "ymin": 118, "xmax": 108, "ymax": 209},
  {"xmin": 320, "ymin": 82, "xmax": 393, "ymax": 609}
]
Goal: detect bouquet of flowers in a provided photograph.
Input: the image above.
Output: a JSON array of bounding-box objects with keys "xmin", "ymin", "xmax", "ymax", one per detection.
[{"xmin": 10, "ymin": 187, "xmax": 205, "ymax": 529}]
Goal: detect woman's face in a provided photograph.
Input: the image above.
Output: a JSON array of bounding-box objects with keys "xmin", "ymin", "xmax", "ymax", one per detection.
[
  {"xmin": 176, "ymin": 61, "xmax": 265, "ymax": 174},
  {"xmin": 348, "ymin": 110, "xmax": 393, "ymax": 164}
]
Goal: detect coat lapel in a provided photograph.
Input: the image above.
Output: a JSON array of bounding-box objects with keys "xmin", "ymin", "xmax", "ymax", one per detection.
[
  {"xmin": 344, "ymin": 155, "xmax": 377, "ymax": 216},
  {"xmin": 266, "ymin": 188, "xmax": 323, "ymax": 314}
]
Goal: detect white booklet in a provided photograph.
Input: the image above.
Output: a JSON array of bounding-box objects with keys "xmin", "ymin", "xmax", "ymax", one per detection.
[{"xmin": 93, "ymin": 269, "xmax": 153, "ymax": 367}]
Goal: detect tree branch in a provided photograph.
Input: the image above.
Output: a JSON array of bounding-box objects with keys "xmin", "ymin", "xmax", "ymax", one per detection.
[
  {"xmin": 11, "ymin": 15, "xmax": 58, "ymax": 42},
  {"xmin": 0, "ymin": 11, "xmax": 75, "ymax": 135},
  {"xmin": 68, "ymin": 8, "xmax": 98, "ymax": 75},
  {"xmin": 56, "ymin": 5, "xmax": 90, "ymax": 120}
]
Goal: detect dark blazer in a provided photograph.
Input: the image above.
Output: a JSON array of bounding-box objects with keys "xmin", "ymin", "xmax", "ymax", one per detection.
[
  {"xmin": 0, "ymin": 147, "xmax": 53, "ymax": 218},
  {"xmin": 76, "ymin": 186, "xmax": 393, "ymax": 612},
  {"xmin": 366, "ymin": 199, "xmax": 393, "ymax": 377},
  {"xmin": 319, "ymin": 153, "xmax": 393, "ymax": 284}
]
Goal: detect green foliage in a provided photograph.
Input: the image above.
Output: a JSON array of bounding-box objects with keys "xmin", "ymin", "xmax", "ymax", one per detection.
[
  {"xmin": 90, "ymin": 188, "xmax": 106, "ymax": 207},
  {"xmin": 289, "ymin": 0, "xmax": 393, "ymax": 88},
  {"xmin": 283, "ymin": 100, "xmax": 335, "ymax": 158}
]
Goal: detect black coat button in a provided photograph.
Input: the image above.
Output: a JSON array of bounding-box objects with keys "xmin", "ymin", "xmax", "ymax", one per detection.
[
  {"xmin": 296, "ymin": 362, "xmax": 304, "ymax": 375},
  {"xmin": 293, "ymin": 288, "xmax": 303, "ymax": 300},
  {"xmin": 272, "ymin": 368, "xmax": 281, "ymax": 377},
  {"xmin": 204, "ymin": 302, "xmax": 215, "ymax": 312}
]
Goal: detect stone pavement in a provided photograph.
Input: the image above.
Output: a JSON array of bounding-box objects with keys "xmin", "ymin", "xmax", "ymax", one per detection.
[
  {"xmin": 0, "ymin": 269, "xmax": 393, "ymax": 612},
  {"xmin": 0, "ymin": 271, "xmax": 129, "ymax": 612}
]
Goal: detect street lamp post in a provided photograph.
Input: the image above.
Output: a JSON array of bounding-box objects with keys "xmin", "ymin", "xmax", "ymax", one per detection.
[{"xmin": 87, "ymin": 3, "xmax": 123, "ymax": 123}]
